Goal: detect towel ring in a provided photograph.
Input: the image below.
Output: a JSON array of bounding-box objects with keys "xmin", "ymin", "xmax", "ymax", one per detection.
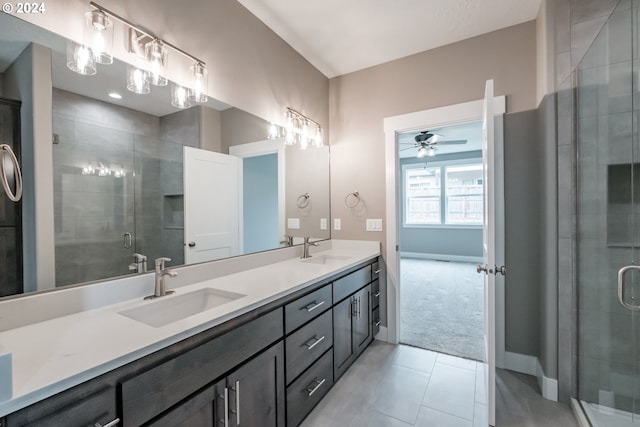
[
  {"xmin": 0, "ymin": 144, "xmax": 22, "ymax": 202},
  {"xmin": 297, "ymin": 193, "xmax": 310, "ymax": 208},
  {"xmin": 345, "ymin": 191, "xmax": 360, "ymax": 208}
]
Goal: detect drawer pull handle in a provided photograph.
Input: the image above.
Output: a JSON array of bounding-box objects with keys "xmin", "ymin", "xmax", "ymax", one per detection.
[
  {"xmin": 304, "ymin": 335, "xmax": 326, "ymax": 350},
  {"xmin": 374, "ymin": 291, "xmax": 381, "ymax": 298},
  {"xmin": 94, "ymin": 419, "xmax": 120, "ymax": 427},
  {"xmin": 303, "ymin": 300, "xmax": 325, "ymax": 312},
  {"xmin": 374, "ymin": 320, "xmax": 381, "ymax": 327},
  {"xmin": 219, "ymin": 388, "xmax": 229, "ymax": 427},
  {"xmin": 306, "ymin": 378, "xmax": 326, "ymax": 396},
  {"xmin": 373, "ymin": 269, "xmax": 381, "ymax": 274},
  {"xmin": 234, "ymin": 381, "xmax": 241, "ymax": 425}
]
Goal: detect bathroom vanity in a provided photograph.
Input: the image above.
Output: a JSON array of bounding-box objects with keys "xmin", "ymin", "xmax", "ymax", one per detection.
[{"xmin": 0, "ymin": 241, "xmax": 383, "ymax": 426}]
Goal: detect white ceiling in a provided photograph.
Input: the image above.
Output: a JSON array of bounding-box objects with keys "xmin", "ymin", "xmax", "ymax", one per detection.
[
  {"xmin": 398, "ymin": 121, "xmax": 482, "ymax": 159},
  {"xmin": 238, "ymin": 0, "xmax": 541, "ymax": 78}
]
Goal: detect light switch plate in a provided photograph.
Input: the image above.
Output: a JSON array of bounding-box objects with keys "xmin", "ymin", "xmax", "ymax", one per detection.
[
  {"xmin": 366, "ymin": 219, "xmax": 383, "ymax": 232},
  {"xmin": 334, "ymin": 218, "xmax": 341, "ymax": 230},
  {"xmin": 287, "ymin": 218, "xmax": 300, "ymax": 229},
  {"xmin": 320, "ymin": 218, "xmax": 327, "ymax": 230}
]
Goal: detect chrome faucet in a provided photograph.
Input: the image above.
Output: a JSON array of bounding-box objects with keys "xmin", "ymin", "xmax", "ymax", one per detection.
[
  {"xmin": 128, "ymin": 253, "xmax": 147, "ymax": 274},
  {"xmin": 145, "ymin": 257, "xmax": 177, "ymax": 300},
  {"xmin": 301, "ymin": 237, "xmax": 319, "ymax": 259},
  {"xmin": 280, "ymin": 235, "xmax": 294, "ymax": 247}
]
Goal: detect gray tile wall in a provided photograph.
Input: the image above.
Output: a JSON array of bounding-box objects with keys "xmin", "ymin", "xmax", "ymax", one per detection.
[
  {"xmin": 52, "ymin": 89, "xmax": 198, "ymax": 286},
  {"xmin": 553, "ymin": 0, "xmax": 622, "ymax": 404}
]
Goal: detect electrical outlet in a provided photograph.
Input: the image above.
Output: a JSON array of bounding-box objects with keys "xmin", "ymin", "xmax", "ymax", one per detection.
[
  {"xmin": 320, "ymin": 218, "xmax": 327, "ymax": 230},
  {"xmin": 334, "ymin": 218, "xmax": 341, "ymax": 230},
  {"xmin": 366, "ymin": 219, "xmax": 383, "ymax": 232},
  {"xmin": 287, "ymin": 218, "xmax": 300, "ymax": 229}
]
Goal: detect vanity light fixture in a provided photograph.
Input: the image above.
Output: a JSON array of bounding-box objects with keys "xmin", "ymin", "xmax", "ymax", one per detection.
[
  {"xmin": 189, "ymin": 62, "xmax": 208, "ymax": 103},
  {"xmin": 282, "ymin": 108, "xmax": 323, "ymax": 149},
  {"xmin": 84, "ymin": 10, "xmax": 113, "ymax": 65},
  {"xmin": 67, "ymin": 41, "xmax": 97, "ymax": 75},
  {"xmin": 171, "ymin": 83, "xmax": 192, "ymax": 109},
  {"xmin": 145, "ymin": 39, "xmax": 168, "ymax": 86},
  {"xmin": 267, "ymin": 122, "xmax": 281, "ymax": 139},
  {"xmin": 126, "ymin": 65, "xmax": 151, "ymax": 94},
  {"xmin": 68, "ymin": 2, "xmax": 208, "ymax": 107}
]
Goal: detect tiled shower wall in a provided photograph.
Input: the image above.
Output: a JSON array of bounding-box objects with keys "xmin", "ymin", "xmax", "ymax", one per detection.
[
  {"xmin": 52, "ymin": 89, "xmax": 199, "ymax": 287},
  {"xmin": 575, "ymin": 0, "xmax": 639, "ymax": 411},
  {"xmin": 552, "ymin": 0, "xmax": 621, "ymax": 403}
]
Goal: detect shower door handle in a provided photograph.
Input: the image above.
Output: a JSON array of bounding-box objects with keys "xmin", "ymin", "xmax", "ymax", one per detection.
[{"xmin": 617, "ymin": 265, "xmax": 640, "ymax": 311}]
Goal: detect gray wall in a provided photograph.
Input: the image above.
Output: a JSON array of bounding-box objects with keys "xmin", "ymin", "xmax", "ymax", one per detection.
[
  {"xmin": 3, "ymin": 43, "xmax": 55, "ymax": 293},
  {"xmin": 504, "ymin": 109, "xmax": 541, "ymax": 357},
  {"xmin": 399, "ymin": 151, "xmax": 483, "ymax": 259}
]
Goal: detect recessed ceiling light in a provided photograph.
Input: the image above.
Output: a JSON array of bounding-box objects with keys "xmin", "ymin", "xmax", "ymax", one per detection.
[{"xmin": 108, "ymin": 92, "xmax": 122, "ymax": 99}]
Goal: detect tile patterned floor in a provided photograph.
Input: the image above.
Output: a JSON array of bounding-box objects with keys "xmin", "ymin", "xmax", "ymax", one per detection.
[{"xmin": 301, "ymin": 342, "xmax": 578, "ymax": 427}]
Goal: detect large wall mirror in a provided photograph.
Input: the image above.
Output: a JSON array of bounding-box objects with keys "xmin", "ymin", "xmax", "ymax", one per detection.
[{"xmin": 0, "ymin": 12, "xmax": 330, "ymax": 298}]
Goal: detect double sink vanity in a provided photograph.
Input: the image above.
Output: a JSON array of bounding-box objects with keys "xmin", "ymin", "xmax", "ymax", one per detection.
[{"xmin": 0, "ymin": 240, "xmax": 383, "ymax": 426}]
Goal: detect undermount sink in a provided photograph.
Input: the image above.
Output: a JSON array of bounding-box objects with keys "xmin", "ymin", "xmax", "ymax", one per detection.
[
  {"xmin": 119, "ymin": 287, "xmax": 246, "ymax": 328},
  {"xmin": 301, "ymin": 254, "xmax": 352, "ymax": 265}
]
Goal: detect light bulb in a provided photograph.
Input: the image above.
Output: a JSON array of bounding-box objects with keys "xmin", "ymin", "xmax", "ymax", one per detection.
[
  {"xmin": 67, "ymin": 42, "xmax": 96, "ymax": 75},
  {"xmin": 189, "ymin": 62, "xmax": 208, "ymax": 102},
  {"xmin": 285, "ymin": 112, "xmax": 295, "ymax": 145},
  {"xmin": 417, "ymin": 147, "xmax": 427, "ymax": 158},
  {"xmin": 127, "ymin": 65, "xmax": 150, "ymax": 94},
  {"xmin": 426, "ymin": 147, "xmax": 436, "ymax": 157},
  {"xmin": 313, "ymin": 126, "xmax": 323, "ymax": 147},
  {"xmin": 172, "ymin": 84, "xmax": 192, "ymax": 109},
  {"xmin": 145, "ymin": 39, "xmax": 168, "ymax": 86},
  {"xmin": 85, "ymin": 10, "xmax": 113, "ymax": 65},
  {"xmin": 268, "ymin": 122, "xmax": 279, "ymax": 139}
]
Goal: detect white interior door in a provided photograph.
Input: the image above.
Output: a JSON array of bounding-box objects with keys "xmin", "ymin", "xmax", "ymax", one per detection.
[
  {"xmin": 184, "ymin": 147, "xmax": 241, "ymax": 264},
  {"xmin": 481, "ymin": 79, "xmax": 497, "ymax": 426}
]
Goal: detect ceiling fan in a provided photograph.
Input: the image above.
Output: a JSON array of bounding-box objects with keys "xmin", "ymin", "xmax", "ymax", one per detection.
[{"xmin": 400, "ymin": 131, "xmax": 467, "ymax": 158}]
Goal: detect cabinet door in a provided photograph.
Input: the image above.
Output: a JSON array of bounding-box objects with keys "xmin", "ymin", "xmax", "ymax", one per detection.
[
  {"xmin": 227, "ymin": 342, "xmax": 285, "ymax": 427},
  {"xmin": 147, "ymin": 380, "xmax": 225, "ymax": 427},
  {"xmin": 353, "ymin": 285, "xmax": 372, "ymax": 356},
  {"xmin": 333, "ymin": 296, "xmax": 355, "ymax": 379}
]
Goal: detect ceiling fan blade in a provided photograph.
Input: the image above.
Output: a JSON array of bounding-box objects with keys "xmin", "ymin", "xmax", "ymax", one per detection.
[
  {"xmin": 435, "ymin": 139, "xmax": 467, "ymax": 145},
  {"xmin": 399, "ymin": 146, "xmax": 416, "ymax": 151}
]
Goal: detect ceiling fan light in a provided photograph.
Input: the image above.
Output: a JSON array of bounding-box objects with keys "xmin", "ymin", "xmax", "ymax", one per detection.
[
  {"xmin": 426, "ymin": 146, "xmax": 436, "ymax": 157},
  {"xmin": 417, "ymin": 147, "xmax": 427, "ymax": 158}
]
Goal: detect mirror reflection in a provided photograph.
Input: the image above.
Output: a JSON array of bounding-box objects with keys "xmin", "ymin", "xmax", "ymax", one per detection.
[{"xmin": 0, "ymin": 12, "xmax": 330, "ymax": 297}]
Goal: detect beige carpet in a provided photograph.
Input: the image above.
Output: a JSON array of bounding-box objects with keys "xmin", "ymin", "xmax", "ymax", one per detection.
[{"xmin": 400, "ymin": 258, "xmax": 484, "ymax": 361}]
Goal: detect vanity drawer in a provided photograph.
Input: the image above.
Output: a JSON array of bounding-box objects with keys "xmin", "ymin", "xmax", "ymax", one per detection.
[
  {"xmin": 372, "ymin": 306, "xmax": 381, "ymax": 337},
  {"xmin": 120, "ymin": 308, "xmax": 283, "ymax": 427},
  {"xmin": 285, "ymin": 283, "xmax": 332, "ymax": 334},
  {"xmin": 333, "ymin": 264, "xmax": 372, "ymax": 303},
  {"xmin": 9, "ymin": 386, "xmax": 117, "ymax": 427},
  {"xmin": 286, "ymin": 309, "xmax": 333, "ymax": 384},
  {"xmin": 372, "ymin": 279, "xmax": 380, "ymax": 309},
  {"xmin": 372, "ymin": 260, "xmax": 381, "ymax": 280},
  {"xmin": 286, "ymin": 349, "xmax": 333, "ymax": 427}
]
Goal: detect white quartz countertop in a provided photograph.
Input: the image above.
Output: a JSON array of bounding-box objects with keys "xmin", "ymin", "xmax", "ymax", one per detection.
[{"xmin": 0, "ymin": 240, "xmax": 380, "ymax": 417}]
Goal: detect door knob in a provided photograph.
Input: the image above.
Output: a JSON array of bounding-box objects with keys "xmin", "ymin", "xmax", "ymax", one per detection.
[
  {"xmin": 188, "ymin": 241, "xmax": 196, "ymax": 247},
  {"xmin": 494, "ymin": 265, "xmax": 506, "ymax": 276},
  {"xmin": 477, "ymin": 264, "xmax": 488, "ymax": 274}
]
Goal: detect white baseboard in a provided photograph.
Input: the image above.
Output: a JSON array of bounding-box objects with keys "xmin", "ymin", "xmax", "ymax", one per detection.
[
  {"xmin": 537, "ymin": 359, "xmax": 558, "ymax": 401},
  {"xmin": 400, "ymin": 252, "xmax": 484, "ymax": 264},
  {"xmin": 375, "ymin": 326, "xmax": 390, "ymax": 343},
  {"xmin": 504, "ymin": 351, "xmax": 537, "ymax": 376},
  {"xmin": 503, "ymin": 351, "xmax": 558, "ymax": 402}
]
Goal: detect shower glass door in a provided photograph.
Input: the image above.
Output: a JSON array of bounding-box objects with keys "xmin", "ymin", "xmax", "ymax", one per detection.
[{"xmin": 577, "ymin": 0, "xmax": 640, "ymax": 425}]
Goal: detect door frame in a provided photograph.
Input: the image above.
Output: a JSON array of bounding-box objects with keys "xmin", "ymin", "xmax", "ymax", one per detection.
[
  {"xmin": 229, "ymin": 138, "xmax": 286, "ymax": 250},
  {"xmin": 383, "ymin": 97, "xmax": 506, "ymax": 368}
]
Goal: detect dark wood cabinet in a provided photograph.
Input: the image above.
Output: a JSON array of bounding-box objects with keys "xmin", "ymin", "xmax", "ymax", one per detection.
[
  {"xmin": 5, "ymin": 257, "xmax": 382, "ymax": 427},
  {"xmin": 7, "ymin": 387, "xmax": 117, "ymax": 427},
  {"xmin": 333, "ymin": 284, "xmax": 372, "ymax": 380},
  {"xmin": 149, "ymin": 342, "xmax": 285, "ymax": 427}
]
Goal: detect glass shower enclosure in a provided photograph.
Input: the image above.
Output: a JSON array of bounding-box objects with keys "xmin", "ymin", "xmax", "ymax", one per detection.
[{"xmin": 577, "ymin": 0, "xmax": 640, "ymax": 425}]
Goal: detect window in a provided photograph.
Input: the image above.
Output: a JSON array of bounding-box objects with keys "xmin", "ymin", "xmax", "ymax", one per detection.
[
  {"xmin": 404, "ymin": 161, "xmax": 483, "ymax": 226},
  {"xmin": 445, "ymin": 164, "xmax": 483, "ymax": 224},
  {"xmin": 405, "ymin": 167, "xmax": 441, "ymax": 224}
]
